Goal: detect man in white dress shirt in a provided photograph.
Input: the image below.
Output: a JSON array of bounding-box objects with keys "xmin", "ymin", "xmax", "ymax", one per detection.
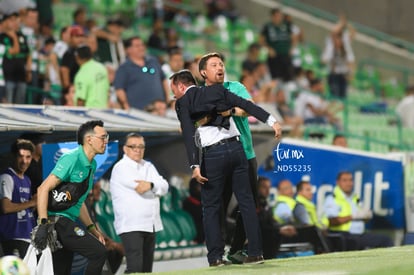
[{"xmin": 110, "ymin": 133, "xmax": 169, "ymax": 273}]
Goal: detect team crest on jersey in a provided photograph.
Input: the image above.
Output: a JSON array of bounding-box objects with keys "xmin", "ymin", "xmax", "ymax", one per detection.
[{"xmin": 74, "ymin": 227, "xmax": 85, "ymax": 236}]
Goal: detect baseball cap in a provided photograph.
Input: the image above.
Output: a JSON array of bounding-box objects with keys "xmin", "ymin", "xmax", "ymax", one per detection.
[{"xmin": 70, "ymin": 25, "xmax": 85, "ymax": 37}]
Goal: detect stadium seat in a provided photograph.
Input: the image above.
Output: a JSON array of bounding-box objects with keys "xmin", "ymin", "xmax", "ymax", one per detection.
[
  {"xmin": 157, "ymin": 211, "xmax": 183, "ymax": 247},
  {"xmin": 382, "ymin": 78, "xmax": 405, "ymax": 99},
  {"xmin": 159, "ymin": 187, "xmax": 197, "ymax": 247},
  {"xmin": 351, "ymin": 67, "xmax": 380, "ymax": 92},
  {"xmin": 93, "ymin": 189, "xmax": 122, "ymax": 243}
]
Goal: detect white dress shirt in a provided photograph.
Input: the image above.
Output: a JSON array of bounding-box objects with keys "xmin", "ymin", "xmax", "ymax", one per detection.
[
  {"xmin": 197, "ymin": 117, "xmax": 241, "ymax": 147},
  {"xmin": 110, "ymin": 155, "xmax": 169, "ymax": 235}
]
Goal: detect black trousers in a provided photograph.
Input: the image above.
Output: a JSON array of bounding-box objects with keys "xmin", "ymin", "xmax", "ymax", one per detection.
[
  {"xmin": 282, "ymin": 226, "xmax": 331, "ymax": 254},
  {"xmin": 329, "ymin": 231, "xmax": 393, "ymax": 251},
  {"xmin": 53, "ymin": 216, "xmax": 107, "ymax": 275},
  {"xmin": 120, "ymin": 231, "xmax": 155, "ymax": 273},
  {"xmin": 224, "ymin": 157, "xmax": 258, "ymax": 254},
  {"xmin": 267, "ymin": 54, "xmax": 294, "ymax": 81},
  {"xmin": 201, "ymin": 140, "xmax": 262, "ymax": 264},
  {"xmin": 328, "ymin": 73, "xmax": 348, "ymax": 99}
]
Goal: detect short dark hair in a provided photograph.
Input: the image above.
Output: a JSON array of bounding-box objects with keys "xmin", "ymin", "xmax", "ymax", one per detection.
[
  {"xmin": 258, "ymin": 176, "xmax": 270, "ymax": 187},
  {"xmin": 336, "ymin": 171, "xmax": 352, "ymax": 181},
  {"xmin": 75, "ymin": 45, "xmax": 92, "ymax": 60},
  {"xmin": 198, "ymin": 52, "xmax": 224, "ymax": 73},
  {"xmin": 169, "ymin": 69, "xmax": 196, "ymax": 86},
  {"xmin": 248, "ymin": 42, "xmax": 261, "ymax": 52},
  {"xmin": 271, "ymin": 8, "xmax": 281, "ymax": 15},
  {"xmin": 310, "ymin": 78, "xmax": 322, "ymax": 87},
  {"xmin": 77, "ymin": 120, "xmax": 104, "ymax": 145},
  {"xmin": 107, "ymin": 18, "xmax": 124, "ymax": 27},
  {"xmin": 168, "ymin": 46, "xmax": 182, "ymax": 56},
  {"xmin": 406, "ymin": 85, "xmax": 414, "ymax": 94},
  {"xmin": 11, "ymin": 139, "xmax": 35, "ymax": 155},
  {"xmin": 296, "ymin": 180, "xmax": 310, "ymax": 193},
  {"xmin": 124, "ymin": 36, "xmax": 141, "ymax": 49},
  {"xmin": 60, "ymin": 26, "xmax": 69, "ymax": 37},
  {"xmin": 45, "ymin": 37, "xmax": 56, "ymax": 46},
  {"xmin": 73, "ymin": 6, "xmax": 86, "ymax": 20},
  {"xmin": 332, "ymin": 134, "xmax": 346, "ymax": 143}
]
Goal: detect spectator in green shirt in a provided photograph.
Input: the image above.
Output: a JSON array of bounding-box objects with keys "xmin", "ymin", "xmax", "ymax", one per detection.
[{"xmin": 74, "ymin": 45, "xmax": 110, "ymax": 108}]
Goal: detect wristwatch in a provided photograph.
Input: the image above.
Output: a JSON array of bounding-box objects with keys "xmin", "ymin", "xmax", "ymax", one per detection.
[{"xmin": 190, "ymin": 165, "xmax": 200, "ymax": 170}]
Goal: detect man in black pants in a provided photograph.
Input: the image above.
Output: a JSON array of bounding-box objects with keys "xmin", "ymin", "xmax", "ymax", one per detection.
[
  {"xmin": 198, "ymin": 52, "xmax": 260, "ymax": 263},
  {"xmin": 170, "ymin": 70, "xmax": 282, "ymax": 266}
]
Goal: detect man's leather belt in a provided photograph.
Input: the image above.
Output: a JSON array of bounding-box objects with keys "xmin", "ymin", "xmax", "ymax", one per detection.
[{"xmin": 203, "ymin": 136, "xmax": 240, "ymax": 152}]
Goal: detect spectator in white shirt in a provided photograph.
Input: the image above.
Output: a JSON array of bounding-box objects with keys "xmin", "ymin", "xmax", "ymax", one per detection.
[
  {"xmin": 53, "ymin": 26, "xmax": 71, "ymax": 60},
  {"xmin": 294, "ymin": 78, "xmax": 342, "ymax": 130},
  {"xmin": 396, "ymin": 86, "xmax": 414, "ymax": 128}
]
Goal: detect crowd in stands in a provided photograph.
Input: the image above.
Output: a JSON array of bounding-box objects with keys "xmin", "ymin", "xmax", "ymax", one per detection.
[{"xmin": 0, "ymin": 1, "xmax": 369, "ymax": 138}]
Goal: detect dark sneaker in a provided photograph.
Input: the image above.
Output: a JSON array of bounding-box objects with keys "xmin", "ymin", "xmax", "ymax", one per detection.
[
  {"xmin": 209, "ymin": 259, "xmax": 232, "ymax": 267},
  {"xmin": 243, "ymin": 255, "xmax": 264, "ymax": 265},
  {"xmin": 226, "ymin": 250, "xmax": 247, "ymax": 264}
]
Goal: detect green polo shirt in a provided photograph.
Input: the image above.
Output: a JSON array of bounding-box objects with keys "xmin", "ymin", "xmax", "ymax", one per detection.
[
  {"xmin": 74, "ymin": 59, "xmax": 109, "ymax": 108},
  {"xmin": 223, "ymin": 81, "xmax": 256, "ymax": 160},
  {"xmin": 48, "ymin": 145, "xmax": 96, "ymax": 221}
]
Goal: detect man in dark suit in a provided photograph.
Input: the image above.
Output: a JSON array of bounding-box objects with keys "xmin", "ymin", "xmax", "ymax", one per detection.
[{"xmin": 170, "ymin": 70, "xmax": 282, "ymax": 267}]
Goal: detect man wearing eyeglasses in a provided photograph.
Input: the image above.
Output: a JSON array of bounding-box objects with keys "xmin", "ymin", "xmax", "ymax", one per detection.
[
  {"xmin": 109, "ymin": 133, "xmax": 169, "ymax": 273},
  {"xmin": 34, "ymin": 120, "xmax": 108, "ymax": 275}
]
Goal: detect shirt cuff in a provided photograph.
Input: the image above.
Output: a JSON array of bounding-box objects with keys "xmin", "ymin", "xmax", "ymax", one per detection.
[{"xmin": 266, "ymin": 115, "xmax": 277, "ymax": 127}]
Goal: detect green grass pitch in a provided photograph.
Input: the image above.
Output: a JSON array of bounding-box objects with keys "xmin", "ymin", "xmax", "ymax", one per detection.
[{"xmin": 154, "ymin": 245, "xmax": 414, "ymax": 275}]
